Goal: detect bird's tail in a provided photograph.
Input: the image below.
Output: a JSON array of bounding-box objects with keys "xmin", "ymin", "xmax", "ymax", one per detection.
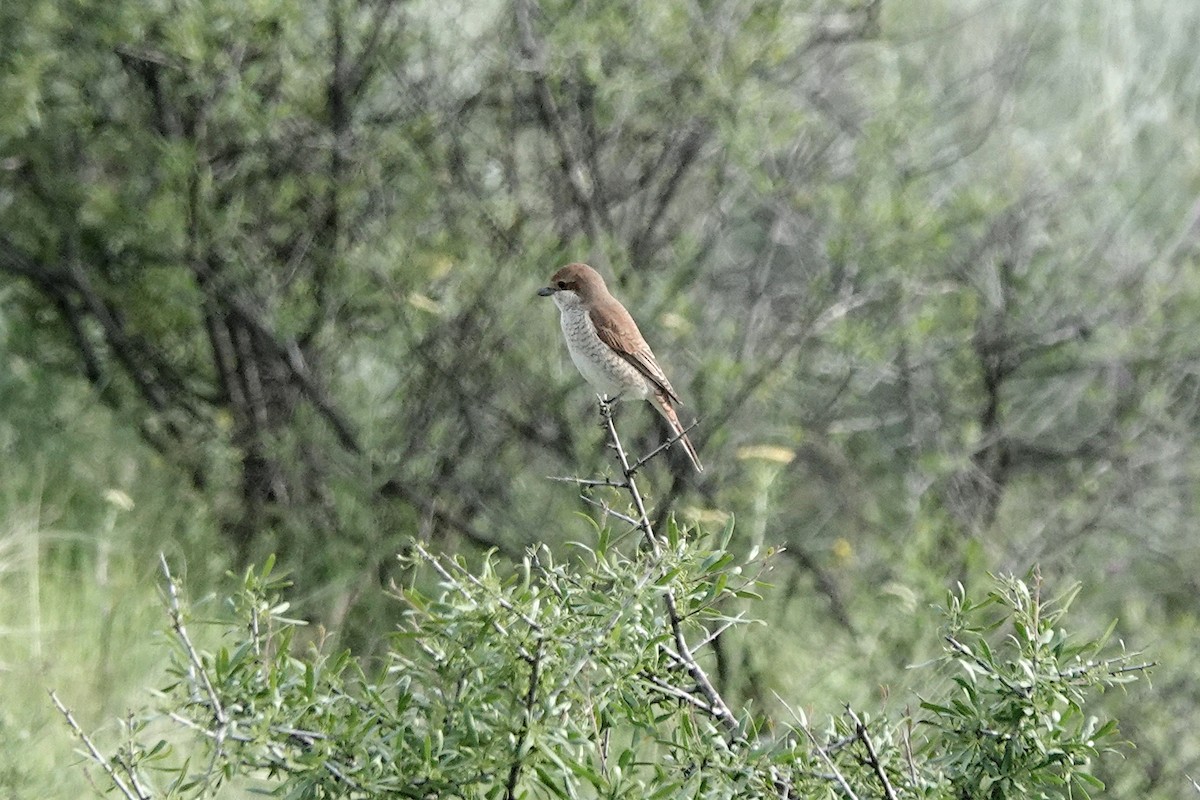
[{"xmin": 652, "ymin": 392, "xmax": 704, "ymax": 473}]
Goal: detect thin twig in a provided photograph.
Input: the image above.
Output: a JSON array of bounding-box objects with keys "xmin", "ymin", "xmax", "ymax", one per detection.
[
  {"xmin": 166, "ymin": 710, "xmax": 247, "ymax": 742},
  {"xmin": 794, "ymin": 712, "xmax": 861, "ymax": 800},
  {"xmin": 50, "ymin": 691, "xmax": 148, "ymax": 800},
  {"xmin": 662, "ymin": 591, "xmax": 740, "ymax": 736},
  {"xmin": 627, "ymin": 418, "xmax": 700, "ymax": 475},
  {"xmin": 505, "ymin": 636, "xmax": 545, "ymax": 800},
  {"xmin": 113, "ymin": 724, "xmax": 154, "ymax": 800},
  {"xmin": 902, "ymin": 713, "xmax": 919, "ymax": 788},
  {"xmin": 1106, "ymin": 661, "xmax": 1156, "ymax": 675},
  {"xmin": 691, "ymin": 616, "xmax": 744, "ymax": 652},
  {"xmin": 847, "ymin": 706, "xmax": 898, "ymax": 800},
  {"xmin": 411, "ymin": 540, "xmax": 459, "ymax": 586},
  {"xmin": 1057, "ymin": 658, "xmax": 1155, "ymax": 681},
  {"xmin": 578, "ymin": 494, "xmax": 641, "ymax": 528},
  {"xmin": 597, "ymin": 399, "xmax": 655, "ymax": 543},
  {"xmin": 160, "ymin": 555, "xmax": 227, "ymax": 723},
  {"xmin": 640, "ymin": 672, "xmax": 716, "ymax": 715},
  {"xmin": 160, "ymin": 554, "xmax": 231, "ymax": 784},
  {"xmin": 547, "ymin": 475, "xmax": 631, "ymax": 489}
]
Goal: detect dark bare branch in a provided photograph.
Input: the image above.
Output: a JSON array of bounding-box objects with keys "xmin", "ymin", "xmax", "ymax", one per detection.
[{"xmin": 514, "ymin": 0, "xmax": 609, "ymax": 265}]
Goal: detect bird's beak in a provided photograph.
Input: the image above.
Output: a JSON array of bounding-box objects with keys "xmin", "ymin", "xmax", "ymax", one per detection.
[{"xmin": 537, "ymin": 286, "xmax": 555, "ymax": 297}]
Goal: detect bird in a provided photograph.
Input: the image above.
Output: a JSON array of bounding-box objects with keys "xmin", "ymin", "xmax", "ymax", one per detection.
[{"xmin": 538, "ymin": 262, "xmax": 703, "ymax": 473}]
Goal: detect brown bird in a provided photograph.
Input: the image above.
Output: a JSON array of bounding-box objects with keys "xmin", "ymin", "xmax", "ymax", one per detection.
[{"xmin": 538, "ymin": 262, "xmax": 703, "ymax": 472}]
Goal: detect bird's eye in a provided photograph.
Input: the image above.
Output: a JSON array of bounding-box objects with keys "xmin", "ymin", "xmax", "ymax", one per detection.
[{"xmin": 556, "ymin": 280, "xmax": 567, "ymax": 289}]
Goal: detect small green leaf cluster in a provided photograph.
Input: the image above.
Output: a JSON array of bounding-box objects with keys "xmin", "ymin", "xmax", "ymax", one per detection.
[{"xmin": 920, "ymin": 576, "xmax": 1145, "ymax": 799}]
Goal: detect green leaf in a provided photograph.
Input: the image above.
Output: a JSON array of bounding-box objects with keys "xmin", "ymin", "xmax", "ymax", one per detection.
[{"xmin": 718, "ymin": 515, "xmax": 736, "ymax": 549}]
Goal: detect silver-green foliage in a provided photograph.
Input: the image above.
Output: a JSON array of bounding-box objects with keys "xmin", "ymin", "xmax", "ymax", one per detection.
[{"xmin": 72, "ymin": 543, "xmax": 1143, "ymax": 799}]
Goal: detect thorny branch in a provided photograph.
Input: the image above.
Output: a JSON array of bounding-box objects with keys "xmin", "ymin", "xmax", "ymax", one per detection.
[
  {"xmin": 160, "ymin": 555, "xmax": 234, "ymax": 784},
  {"xmin": 847, "ymin": 706, "xmax": 899, "ymax": 800},
  {"xmin": 592, "ymin": 397, "xmax": 742, "ymax": 738},
  {"xmin": 628, "ymin": 418, "xmax": 700, "ymax": 476},
  {"xmin": 49, "ymin": 691, "xmax": 148, "ymax": 800}
]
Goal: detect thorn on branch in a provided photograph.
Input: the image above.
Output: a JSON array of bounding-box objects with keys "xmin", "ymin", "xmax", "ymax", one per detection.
[
  {"xmin": 578, "ymin": 494, "xmax": 641, "ymax": 528},
  {"xmin": 546, "ymin": 475, "xmax": 630, "ymax": 490}
]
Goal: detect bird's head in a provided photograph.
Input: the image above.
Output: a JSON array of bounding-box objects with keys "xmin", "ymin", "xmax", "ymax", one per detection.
[{"xmin": 537, "ymin": 263, "xmax": 607, "ymax": 309}]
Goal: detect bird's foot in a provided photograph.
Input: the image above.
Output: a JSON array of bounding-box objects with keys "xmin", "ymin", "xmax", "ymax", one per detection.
[{"xmin": 597, "ymin": 394, "xmax": 620, "ymax": 420}]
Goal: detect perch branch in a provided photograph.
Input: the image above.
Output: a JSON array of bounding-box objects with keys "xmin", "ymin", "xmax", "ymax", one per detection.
[{"xmin": 593, "ymin": 398, "xmax": 741, "ymax": 737}]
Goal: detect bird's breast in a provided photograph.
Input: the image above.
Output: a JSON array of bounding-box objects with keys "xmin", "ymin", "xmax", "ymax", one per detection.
[{"xmin": 558, "ymin": 307, "xmax": 651, "ymax": 399}]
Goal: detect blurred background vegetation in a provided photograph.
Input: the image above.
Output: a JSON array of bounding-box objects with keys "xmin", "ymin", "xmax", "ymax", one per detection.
[{"xmin": 1, "ymin": 0, "xmax": 1198, "ymax": 796}]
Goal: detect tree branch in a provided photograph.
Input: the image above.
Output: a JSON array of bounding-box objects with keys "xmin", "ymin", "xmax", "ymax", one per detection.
[
  {"xmin": 630, "ymin": 122, "xmax": 710, "ymax": 266},
  {"xmin": 593, "ymin": 398, "xmax": 741, "ymax": 738},
  {"xmin": 514, "ymin": 0, "xmax": 609, "ymax": 265},
  {"xmin": 847, "ymin": 706, "xmax": 898, "ymax": 800}
]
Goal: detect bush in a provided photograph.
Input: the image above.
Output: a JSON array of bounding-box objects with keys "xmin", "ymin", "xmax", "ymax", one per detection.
[
  {"xmin": 48, "ymin": 405, "xmax": 1146, "ymax": 799},
  {"xmin": 55, "ymin": 538, "xmax": 1146, "ymax": 799}
]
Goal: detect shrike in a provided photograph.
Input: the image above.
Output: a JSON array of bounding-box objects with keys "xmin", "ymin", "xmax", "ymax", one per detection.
[{"xmin": 538, "ymin": 262, "xmax": 702, "ymax": 473}]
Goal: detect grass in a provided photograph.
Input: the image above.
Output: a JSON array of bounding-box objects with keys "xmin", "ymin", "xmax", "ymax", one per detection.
[
  {"xmin": 0, "ymin": 359, "xmax": 230, "ymax": 798},
  {"xmin": 0, "ymin": 487, "xmax": 175, "ymax": 798}
]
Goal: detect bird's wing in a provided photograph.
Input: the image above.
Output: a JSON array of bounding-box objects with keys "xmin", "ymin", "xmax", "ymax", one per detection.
[{"xmin": 590, "ymin": 302, "xmax": 682, "ymax": 404}]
